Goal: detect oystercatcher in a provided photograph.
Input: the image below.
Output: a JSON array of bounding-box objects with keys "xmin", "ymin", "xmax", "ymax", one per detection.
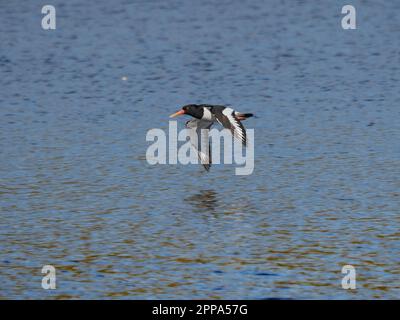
[{"xmin": 170, "ymin": 104, "xmax": 254, "ymax": 171}]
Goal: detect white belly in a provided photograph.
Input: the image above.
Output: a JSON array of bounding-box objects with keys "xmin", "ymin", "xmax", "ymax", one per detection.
[{"xmin": 202, "ymin": 108, "xmax": 215, "ymax": 121}]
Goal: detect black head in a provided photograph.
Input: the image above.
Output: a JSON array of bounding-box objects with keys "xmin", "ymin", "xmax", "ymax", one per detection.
[
  {"xmin": 182, "ymin": 104, "xmax": 204, "ymax": 119},
  {"xmin": 170, "ymin": 104, "xmax": 204, "ymax": 119}
]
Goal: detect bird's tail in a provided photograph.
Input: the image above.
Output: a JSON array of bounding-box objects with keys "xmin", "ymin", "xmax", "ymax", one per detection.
[{"xmin": 235, "ymin": 112, "xmax": 254, "ymax": 120}]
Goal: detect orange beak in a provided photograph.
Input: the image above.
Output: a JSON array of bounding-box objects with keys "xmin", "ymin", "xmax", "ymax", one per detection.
[{"xmin": 169, "ymin": 109, "xmax": 186, "ymax": 118}]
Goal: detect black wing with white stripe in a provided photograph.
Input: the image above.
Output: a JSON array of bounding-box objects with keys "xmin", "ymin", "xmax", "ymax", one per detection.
[
  {"xmin": 213, "ymin": 107, "xmax": 247, "ymax": 146},
  {"xmin": 185, "ymin": 119, "xmax": 213, "ymax": 171}
]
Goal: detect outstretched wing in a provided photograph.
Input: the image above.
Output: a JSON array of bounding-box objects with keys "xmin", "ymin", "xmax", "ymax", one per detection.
[
  {"xmin": 214, "ymin": 107, "xmax": 247, "ymax": 146},
  {"xmin": 185, "ymin": 119, "xmax": 213, "ymax": 171}
]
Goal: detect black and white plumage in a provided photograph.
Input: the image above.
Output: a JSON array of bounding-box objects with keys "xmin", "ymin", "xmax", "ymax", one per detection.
[
  {"xmin": 185, "ymin": 119, "xmax": 213, "ymax": 171},
  {"xmin": 170, "ymin": 104, "xmax": 254, "ymax": 171},
  {"xmin": 214, "ymin": 106, "xmax": 249, "ymax": 146}
]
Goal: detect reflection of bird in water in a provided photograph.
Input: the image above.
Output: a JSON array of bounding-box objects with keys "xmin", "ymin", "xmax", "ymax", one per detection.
[
  {"xmin": 185, "ymin": 189, "xmax": 256, "ymax": 216},
  {"xmin": 184, "ymin": 189, "xmax": 219, "ymax": 213}
]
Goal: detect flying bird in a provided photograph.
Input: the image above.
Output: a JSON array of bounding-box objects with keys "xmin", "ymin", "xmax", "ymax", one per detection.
[{"xmin": 170, "ymin": 104, "xmax": 254, "ymax": 171}]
